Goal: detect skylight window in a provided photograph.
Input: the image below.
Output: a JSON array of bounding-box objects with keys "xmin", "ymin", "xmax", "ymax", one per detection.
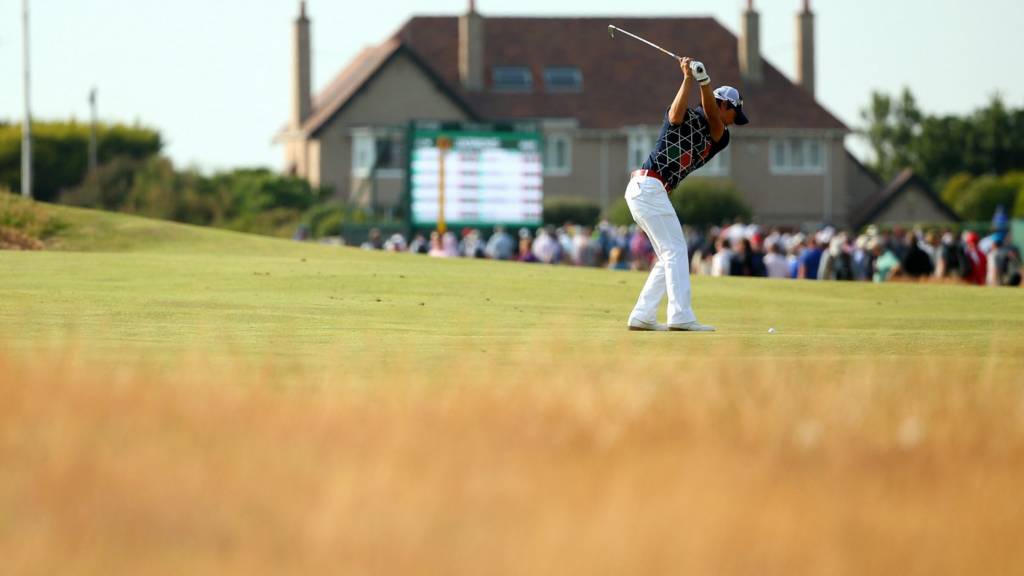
[
  {"xmin": 493, "ymin": 67, "xmax": 533, "ymax": 92},
  {"xmin": 544, "ymin": 67, "xmax": 583, "ymax": 92}
]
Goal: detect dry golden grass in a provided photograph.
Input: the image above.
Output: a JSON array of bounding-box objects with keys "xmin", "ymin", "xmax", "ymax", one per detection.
[{"xmin": 2, "ymin": 343, "xmax": 1023, "ymax": 575}]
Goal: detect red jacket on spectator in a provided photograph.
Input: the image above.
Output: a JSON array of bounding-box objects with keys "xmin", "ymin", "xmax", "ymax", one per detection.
[{"xmin": 965, "ymin": 232, "xmax": 988, "ymax": 285}]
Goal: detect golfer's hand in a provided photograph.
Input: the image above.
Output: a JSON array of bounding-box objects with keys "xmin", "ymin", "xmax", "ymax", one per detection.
[
  {"xmin": 689, "ymin": 60, "xmax": 710, "ymax": 85},
  {"xmin": 680, "ymin": 57, "xmax": 694, "ymax": 79}
]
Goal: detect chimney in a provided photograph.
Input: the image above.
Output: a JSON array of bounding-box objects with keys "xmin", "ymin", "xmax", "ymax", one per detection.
[
  {"xmin": 459, "ymin": 0, "xmax": 484, "ymax": 91},
  {"xmin": 291, "ymin": 1, "xmax": 312, "ymax": 130},
  {"xmin": 797, "ymin": 0, "xmax": 816, "ymax": 97},
  {"xmin": 739, "ymin": 0, "xmax": 763, "ymax": 83}
]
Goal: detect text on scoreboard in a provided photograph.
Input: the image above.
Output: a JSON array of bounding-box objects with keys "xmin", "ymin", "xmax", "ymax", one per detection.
[{"xmin": 408, "ymin": 123, "xmax": 544, "ymax": 228}]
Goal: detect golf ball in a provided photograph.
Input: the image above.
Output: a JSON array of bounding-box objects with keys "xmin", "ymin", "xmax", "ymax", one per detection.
[{"xmin": 768, "ymin": 328, "xmax": 776, "ymax": 334}]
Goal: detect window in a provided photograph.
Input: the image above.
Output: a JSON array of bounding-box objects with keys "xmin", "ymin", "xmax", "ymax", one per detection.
[
  {"xmin": 695, "ymin": 146, "xmax": 730, "ymax": 177},
  {"xmin": 543, "ymin": 67, "xmax": 583, "ymax": 92},
  {"xmin": 351, "ymin": 128, "xmax": 405, "ymax": 178},
  {"xmin": 493, "ymin": 67, "xmax": 533, "ymax": 92},
  {"xmin": 770, "ymin": 138, "xmax": 825, "ymax": 174},
  {"xmin": 627, "ymin": 129, "xmax": 657, "ymax": 171},
  {"xmin": 544, "ymin": 133, "xmax": 572, "ymax": 176}
]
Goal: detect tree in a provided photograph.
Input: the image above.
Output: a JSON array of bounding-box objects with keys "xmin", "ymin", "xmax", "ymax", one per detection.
[
  {"xmin": 670, "ymin": 179, "xmax": 751, "ymax": 228},
  {"xmin": 859, "ymin": 89, "xmax": 1024, "ymax": 188},
  {"xmin": 0, "ymin": 121, "xmax": 162, "ymax": 202},
  {"xmin": 941, "ymin": 172, "xmax": 1024, "ymax": 221},
  {"xmin": 858, "ymin": 88, "xmax": 922, "ymax": 181}
]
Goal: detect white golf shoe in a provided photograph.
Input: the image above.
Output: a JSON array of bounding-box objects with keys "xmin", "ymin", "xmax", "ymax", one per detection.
[
  {"xmin": 668, "ymin": 321, "xmax": 716, "ymax": 332},
  {"xmin": 627, "ymin": 319, "xmax": 669, "ymax": 332}
]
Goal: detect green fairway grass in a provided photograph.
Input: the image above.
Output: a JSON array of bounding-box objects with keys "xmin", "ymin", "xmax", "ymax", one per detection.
[{"xmin": 2, "ymin": 197, "xmax": 1022, "ymax": 362}]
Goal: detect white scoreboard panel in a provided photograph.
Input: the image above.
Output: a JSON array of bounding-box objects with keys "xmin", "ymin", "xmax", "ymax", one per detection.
[{"xmin": 408, "ymin": 123, "xmax": 543, "ymax": 228}]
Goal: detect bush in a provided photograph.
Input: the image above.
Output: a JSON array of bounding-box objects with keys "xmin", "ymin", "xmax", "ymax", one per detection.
[
  {"xmin": 0, "ymin": 121, "xmax": 162, "ymax": 202},
  {"xmin": 224, "ymin": 207, "xmax": 305, "ymax": 238},
  {"xmin": 0, "ymin": 190, "xmax": 68, "ymax": 248},
  {"xmin": 940, "ymin": 172, "xmax": 974, "ymax": 209},
  {"xmin": 63, "ymin": 158, "xmax": 327, "ymax": 236},
  {"xmin": 605, "ymin": 198, "xmax": 634, "ymax": 226},
  {"xmin": 62, "ymin": 156, "xmax": 145, "ymax": 211},
  {"xmin": 670, "ymin": 179, "xmax": 751, "ymax": 227},
  {"xmin": 302, "ymin": 202, "xmax": 371, "ymax": 238},
  {"xmin": 952, "ymin": 174, "xmax": 1020, "ymax": 221},
  {"xmin": 543, "ymin": 196, "xmax": 601, "ymax": 226}
]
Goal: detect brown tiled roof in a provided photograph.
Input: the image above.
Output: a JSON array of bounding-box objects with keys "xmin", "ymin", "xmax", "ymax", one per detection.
[
  {"xmin": 302, "ymin": 40, "xmax": 401, "ymax": 134},
  {"xmin": 853, "ymin": 168, "xmax": 960, "ymax": 228},
  {"xmin": 300, "ymin": 15, "xmax": 849, "ymax": 134}
]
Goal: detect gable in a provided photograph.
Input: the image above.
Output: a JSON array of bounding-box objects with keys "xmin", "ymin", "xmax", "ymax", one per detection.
[
  {"xmin": 872, "ymin": 184, "xmax": 958, "ymax": 225},
  {"xmin": 321, "ymin": 51, "xmax": 472, "ymax": 131}
]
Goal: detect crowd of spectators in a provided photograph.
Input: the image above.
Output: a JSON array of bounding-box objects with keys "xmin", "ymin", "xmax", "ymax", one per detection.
[{"xmin": 356, "ymin": 220, "xmax": 1022, "ymax": 287}]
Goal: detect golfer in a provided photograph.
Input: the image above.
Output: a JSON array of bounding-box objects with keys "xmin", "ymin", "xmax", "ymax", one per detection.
[{"xmin": 626, "ymin": 57, "xmax": 748, "ymax": 332}]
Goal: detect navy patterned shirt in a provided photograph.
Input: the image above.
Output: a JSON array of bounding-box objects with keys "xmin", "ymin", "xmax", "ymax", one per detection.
[{"xmin": 642, "ymin": 107, "xmax": 730, "ymax": 190}]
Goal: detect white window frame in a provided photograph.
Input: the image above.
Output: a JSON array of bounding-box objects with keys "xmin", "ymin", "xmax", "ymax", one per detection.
[
  {"xmin": 351, "ymin": 128, "xmax": 405, "ymax": 179},
  {"xmin": 626, "ymin": 127, "xmax": 658, "ymax": 172},
  {"xmin": 544, "ymin": 133, "xmax": 572, "ymax": 177},
  {"xmin": 770, "ymin": 138, "xmax": 825, "ymax": 175}
]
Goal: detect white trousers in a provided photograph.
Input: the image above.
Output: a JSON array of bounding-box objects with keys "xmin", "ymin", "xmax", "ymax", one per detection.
[{"xmin": 625, "ymin": 176, "xmax": 697, "ymax": 326}]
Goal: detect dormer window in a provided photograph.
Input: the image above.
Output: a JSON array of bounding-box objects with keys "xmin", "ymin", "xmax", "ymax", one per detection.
[
  {"xmin": 544, "ymin": 67, "xmax": 583, "ymax": 92},
  {"xmin": 493, "ymin": 67, "xmax": 533, "ymax": 92}
]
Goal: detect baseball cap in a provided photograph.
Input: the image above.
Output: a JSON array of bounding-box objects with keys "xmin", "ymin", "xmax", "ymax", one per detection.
[{"xmin": 713, "ymin": 86, "xmax": 749, "ymax": 125}]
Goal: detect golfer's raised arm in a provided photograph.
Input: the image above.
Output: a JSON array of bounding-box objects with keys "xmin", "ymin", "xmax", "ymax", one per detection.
[
  {"xmin": 699, "ymin": 82, "xmax": 725, "ymax": 141},
  {"xmin": 669, "ymin": 57, "xmax": 695, "ymax": 125}
]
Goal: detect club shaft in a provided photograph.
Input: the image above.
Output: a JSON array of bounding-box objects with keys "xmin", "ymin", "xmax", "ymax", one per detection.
[{"xmin": 611, "ymin": 26, "xmax": 679, "ymax": 60}]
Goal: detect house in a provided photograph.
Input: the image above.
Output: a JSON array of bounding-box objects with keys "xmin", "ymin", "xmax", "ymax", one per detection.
[
  {"xmin": 852, "ymin": 168, "xmax": 960, "ymax": 229},
  {"xmin": 276, "ymin": 0, "xmax": 896, "ymax": 229}
]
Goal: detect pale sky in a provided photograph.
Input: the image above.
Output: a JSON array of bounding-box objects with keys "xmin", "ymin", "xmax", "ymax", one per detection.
[{"xmin": 1, "ymin": 0, "xmax": 1021, "ymax": 171}]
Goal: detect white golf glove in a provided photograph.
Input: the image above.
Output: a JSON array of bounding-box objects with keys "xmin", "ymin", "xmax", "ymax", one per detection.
[{"xmin": 690, "ymin": 61, "xmax": 711, "ymax": 86}]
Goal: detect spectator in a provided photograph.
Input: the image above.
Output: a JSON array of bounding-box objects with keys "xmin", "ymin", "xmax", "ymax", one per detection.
[
  {"xmin": 384, "ymin": 233, "xmax": 407, "ymax": 252},
  {"xmin": 900, "ymin": 231, "xmax": 934, "ymax": 278},
  {"xmin": 963, "ymin": 231, "xmax": 987, "ymax": 286},
  {"xmin": 517, "ymin": 232, "xmax": 538, "ymax": 263},
  {"xmin": 630, "ymin": 229, "xmax": 655, "ymax": 271},
  {"xmin": 872, "ymin": 238, "xmax": 901, "ymax": 283},
  {"xmin": 935, "ymin": 231, "xmax": 965, "ymax": 280},
  {"xmin": 460, "ymin": 228, "xmax": 486, "ymax": 258},
  {"xmin": 763, "ymin": 241, "xmax": 789, "ymax": 279},
  {"xmin": 852, "ymin": 235, "xmax": 873, "ymax": 281},
  {"xmin": 428, "ymin": 231, "xmax": 446, "ymax": 258},
  {"xmin": 361, "ymin": 227, "xmax": 384, "ymax": 250},
  {"xmin": 711, "ymin": 236, "xmax": 733, "ymax": 277},
  {"xmin": 797, "ymin": 238, "xmax": 824, "ymax": 280},
  {"xmin": 991, "ymin": 238, "xmax": 1022, "ymax": 286},
  {"xmin": 729, "ymin": 238, "xmax": 762, "ymax": 277},
  {"xmin": 819, "ymin": 234, "xmax": 854, "ymax": 281},
  {"xmin": 607, "ymin": 247, "xmax": 630, "ymax": 271},
  {"xmin": 442, "ymin": 231, "xmax": 460, "ymax": 258},
  {"xmin": 533, "ymin": 227, "xmax": 560, "ymax": 264},
  {"xmin": 485, "ymin": 225, "xmax": 516, "ymax": 261},
  {"xmin": 409, "ymin": 234, "xmax": 429, "ymax": 255},
  {"xmin": 577, "ymin": 228, "xmax": 602, "ymax": 268}
]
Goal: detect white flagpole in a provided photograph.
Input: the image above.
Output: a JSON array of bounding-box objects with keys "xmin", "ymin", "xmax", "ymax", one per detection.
[{"xmin": 22, "ymin": 0, "xmax": 33, "ymax": 199}]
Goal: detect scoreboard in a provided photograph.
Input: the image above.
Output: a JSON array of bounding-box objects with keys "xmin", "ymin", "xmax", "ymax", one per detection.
[{"xmin": 407, "ymin": 122, "xmax": 544, "ymax": 229}]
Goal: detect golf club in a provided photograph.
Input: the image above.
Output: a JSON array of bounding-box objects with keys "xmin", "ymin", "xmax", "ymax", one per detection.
[{"xmin": 607, "ymin": 25, "xmax": 681, "ymax": 61}]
